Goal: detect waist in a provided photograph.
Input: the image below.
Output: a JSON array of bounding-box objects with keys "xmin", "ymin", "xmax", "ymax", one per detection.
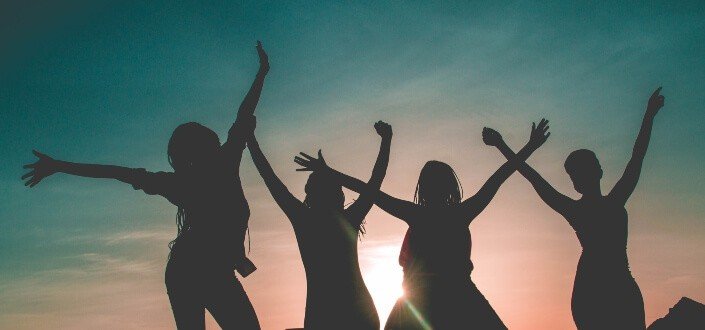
[
  {"xmin": 173, "ymin": 236, "xmax": 242, "ymax": 251},
  {"xmin": 578, "ymin": 251, "xmax": 630, "ymax": 270},
  {"xmin": 580, "ymin": 248, "xmax": 628, "ymax": 260},
  {"xmin": 403, "ymin": 266, "xmax": 472, "ymax": 282},
  {"xmin": 404, "ymin": 256, "xmax": 473, "ymax": 272},
  {"xmin": 171, "ymin": 237, "xmax": 246, "ymax": 264},
  {"xmin": 402, "ymin": 272, "xmax": 475, "ymax": 295},
  {"xmin": 304, "ymin": 259, "xmax": 364, "ymax": 281}
]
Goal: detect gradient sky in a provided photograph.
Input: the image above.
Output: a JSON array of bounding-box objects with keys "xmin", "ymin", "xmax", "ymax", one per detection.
[{"xmin": 1, "ymin": 1, "xmax": 704, "ymax": 329}]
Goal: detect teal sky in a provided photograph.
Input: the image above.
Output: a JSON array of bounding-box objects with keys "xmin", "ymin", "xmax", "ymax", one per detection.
[{"xmin": 1, "ymin": 1, "xmax": 704, "ymax": 329}]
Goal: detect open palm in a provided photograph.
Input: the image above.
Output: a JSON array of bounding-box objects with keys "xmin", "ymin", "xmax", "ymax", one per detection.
[
  {"xmin": 22, "ymin": 150, "xmax": 57, "ymax": 187},
  {"xmin": 528, "ymin": 118, "xmax": 550, "ymax": 150},
  {"xmin": 294, "ymin": 150, "xmax": 328, "ymax": 172}
]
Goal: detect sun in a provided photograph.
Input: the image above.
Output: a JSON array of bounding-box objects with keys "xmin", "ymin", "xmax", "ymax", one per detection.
[{"xmin": 361, "ymin": 244, "xmax": 405, "ymax": 326}]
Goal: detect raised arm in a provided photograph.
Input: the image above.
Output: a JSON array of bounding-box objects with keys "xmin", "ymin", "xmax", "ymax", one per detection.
[
  {"xmin": 609, "ymin": 87, "xmax": 665, "ymax": 205},
  {"xmin": 343, "ymin": 121, "xmax": 392, "ymax": 226},
  {"xmin": 222, "ymin": 41, "xmax": 270, "ymax": 166},
  {"xmin": 22, "ymin": 150, "xmax": 140, "ymax": 188},
  {"xmin": 459, "ymin": 119, "xmax": 550, "ymax": 223},
  {"xmin": 245, "ymin": 118, "xmax": 305, "ymax": 221},
  {"xmin": 237, "ymin": 41, "xmax": 269, "ymax": 119},
  {"xmin": 294, "ymin": 150, "xmax": 423, "ymax": 225},
  {"xmin": 485, "ymin": 127, "xmax": 575, "ymax": 218}
]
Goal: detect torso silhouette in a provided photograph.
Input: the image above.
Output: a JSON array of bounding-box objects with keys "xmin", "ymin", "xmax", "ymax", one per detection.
[
  {"xmin": 133, "ymin": 160, "xmax": 251, "ymax": 272},
  {"xmin": 566, "ymin": 196, "xmax": 645, "ymax": 330},
  {"xmin": 402, "ymin": 207, "xmax": 473, "ymax": 280},
  {"xmin": 570, "ymin": 197, "xmax": 628, "ymax": 263},
  {"xmin": 292, "ymin": 207, "xmax": 379, "ymax": 330},
  {"xmin": 387, "ymin": 206, "xmax": 507, "ymax": 330}
]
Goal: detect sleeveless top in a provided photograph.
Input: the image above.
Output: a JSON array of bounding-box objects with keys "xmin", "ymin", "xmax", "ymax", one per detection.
[
  {"xmin": 399, "ymin": 216, "xmax": 474, "ymax": 280},
  {"xmin": 569, "ymin": 198, "xmax": 630, "ymax": 268}
]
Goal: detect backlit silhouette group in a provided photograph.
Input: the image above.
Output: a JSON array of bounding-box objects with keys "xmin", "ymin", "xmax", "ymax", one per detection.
[{"xmin": 22, "ymin": 42, "xmax": 667, "ymax": 330}]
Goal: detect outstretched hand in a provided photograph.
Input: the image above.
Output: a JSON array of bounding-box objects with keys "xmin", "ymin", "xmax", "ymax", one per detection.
[
  {"xmin": 528, "ymin": 118, "xmax": 550, "ymax": 150},
  {"xmin": 294, "ymin": 150, "xmax": 328, "ymax": 172},
  {"xmin": 22, "ymin": 150, "xmax": 58, "ymax": 187},
  {"xmin": 646, "ymin": 87, "xmax": 665, "ymax": 117},
  {"xmin": 374, "ymin": 121, "xmax": 392, "ymax": 140},
  {"xmin": 256, "ymin": 41, "xmax": 269, "ymax": 75},
  {"xmin": 482, "ymin": 127, "xmax": 503, "ymax": 147}
]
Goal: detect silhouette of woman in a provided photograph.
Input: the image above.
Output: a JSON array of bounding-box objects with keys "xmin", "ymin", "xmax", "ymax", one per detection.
[
  {"xmin": 295, "ymin": 119, "xmax": 551, "ymax": 330},
  {"xmin": 485, "ymin": 88, "xmax": 665, "ymax": 330},
  {"xmin": 246, "ymin": 117, "xmax": 391, "ymax": 330},
  {"xmin": 22, "ymin": 42, "xmax": 271, "ymax": 330}
]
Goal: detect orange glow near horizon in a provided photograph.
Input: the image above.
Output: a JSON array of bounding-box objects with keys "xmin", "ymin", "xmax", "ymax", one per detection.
[{"xmin": 4, "ymin": 2, "xmax": 705, "ymax": 329}]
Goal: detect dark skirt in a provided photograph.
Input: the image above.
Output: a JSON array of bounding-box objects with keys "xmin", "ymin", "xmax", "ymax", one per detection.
[
  {"xmin": 571, "ymin": 254, "xmax": 646, "ymax": 330},
  {"xmin": 385, "ymin": 274, "xmax": 506, "ymax": 330}
]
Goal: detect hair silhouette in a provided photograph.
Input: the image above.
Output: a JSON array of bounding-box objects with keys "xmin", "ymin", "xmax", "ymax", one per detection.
[
  {"xmin": 168, "ymin": 122, "xmax": 222, "ymax": 172},
  {"xmin": 413, "ymin": 160, "xmax": 463, "ymax": 206},
  {"xmin": 564, "ymin": 149, "xmax": 604, "ymax": 195},
  {"xmin": 22, "ymin": 41, "xmax": 271, "ymax": 330},
  {"xmin": 167, "ymin": 122, "xmax": 222, "ymax": 247},
  {"xmin": 249, "ymin": 118, "xmax": 392, "ymax": 329},
  {"xmin": 487, "ymin": 87, "xmax": 666, "ymax": 330},
  {"xmin": 303, "ymin": 171, "xmax": 345, "ymax": 210},
  {"xmin": 296, "ymin": 119, "xmax": 550, "ymax": 330}
]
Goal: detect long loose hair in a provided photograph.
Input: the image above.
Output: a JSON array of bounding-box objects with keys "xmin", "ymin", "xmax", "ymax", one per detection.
[
  {"xmin": 166, "ymin": 122, "xmax": 220, "ymax": 249},
  {"xmin": 413, "ymin": 160, "xmax": 463, "ymax": 206}
]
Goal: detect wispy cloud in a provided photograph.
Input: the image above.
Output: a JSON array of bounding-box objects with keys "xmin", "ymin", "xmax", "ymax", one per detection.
[
  {"xmin": 0, "ymin": 249, "xmax": 168, "ymax": 329},
  {"xmin": 101, "ymin": 230, "xmax": 174, "ymax": 245}
]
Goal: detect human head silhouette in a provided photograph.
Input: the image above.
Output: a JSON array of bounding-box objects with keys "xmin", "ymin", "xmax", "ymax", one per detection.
[
  {"xmin": 167, "ymin": 122, "xmax": 221, "ymax": 174},
  {"xmin": 304, "ymin": 171, "xmax": 345, "ymax": 210},
  {"xmin": 564, "ymin": 149, "xmax": 603, "ymax": 195},
  {"xmin": 414, "ymin": 160, "xmax": 462, "ymax": 206}
]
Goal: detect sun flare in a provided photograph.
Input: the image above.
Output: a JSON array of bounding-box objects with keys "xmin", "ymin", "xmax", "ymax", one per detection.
[{"xmin": 361, "ymin": 244, "xmax": 405, "ymax": 326}]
